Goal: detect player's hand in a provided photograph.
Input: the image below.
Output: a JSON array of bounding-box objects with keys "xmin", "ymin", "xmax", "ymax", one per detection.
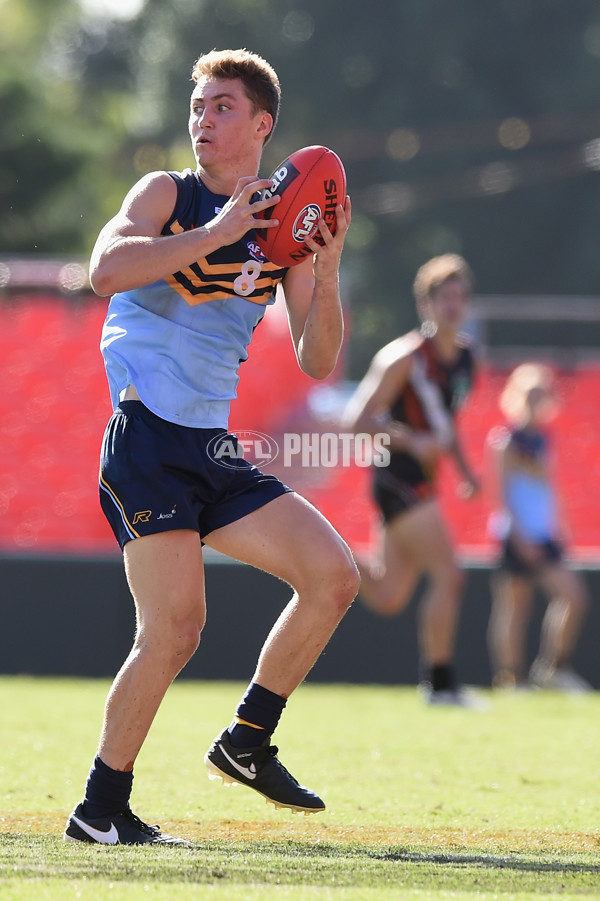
[
  {"xmin": 305, "ymin": 196, "xmax": 351, "ymax": 280},
  {"xmin": 408, "ymin": 431, "xmax": 445, "ymax": 466},
  {"xmin": 457, "ymin": 475, "xmax": 480, "ymax": 499},
  {"xmin": 208, "ymin": 176, "xmax": 280, "ymax": 246}
]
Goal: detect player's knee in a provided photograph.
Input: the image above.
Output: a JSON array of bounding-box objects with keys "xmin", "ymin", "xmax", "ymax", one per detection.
[
  {"xmin": 434, "ymin": 561, "xmax": 464, "ymax": 600},
  {"xmin": 568, "ymin": 581, "xmax": 588, "ymax": 616},
  {"xmin": 343, "ymin": 557, "xmax": 361, "ymax": 606},
  {"xmin": 373, "ymin": 588, "xmax": 411, "ymax": 616},
  {"xmin": 300, "ymin": 549, "xmax": 358, "ymax": 612},
  {"xmin": 291, "ymin": 542, "xmax": 359, "ymax": 615},
  {"xmin": 171, "ymin": 619, "xmax": 203, "ymax": 661},
  {"xmin": 138, "ymin": 611, "xmax": 204, "ymax": 668},
  {"xmin": 325, "ymin": 551, "xmax": 360, "ymax": 615}
]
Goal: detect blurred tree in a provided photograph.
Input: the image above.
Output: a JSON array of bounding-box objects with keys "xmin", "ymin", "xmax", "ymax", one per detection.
[
  {"xmin": 0, "ymin": 0, "xmax": 147, "ymax": 256},
  {"xmin": 3, "ymin": 0, "xmax": 600, "ymax": 374}
]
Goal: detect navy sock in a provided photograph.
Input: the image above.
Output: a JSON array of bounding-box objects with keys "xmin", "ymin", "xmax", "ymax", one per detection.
[
  {"xmin": 81, "ymin": 756, "xmax": 134, "ymax": 819},
  {"xmin": 228, "ymin": 681, "xmax": 287, "ymax": 748},
  {"xmin": 429, "ymin": 664, "xmax": 456, "ymax": 692}
]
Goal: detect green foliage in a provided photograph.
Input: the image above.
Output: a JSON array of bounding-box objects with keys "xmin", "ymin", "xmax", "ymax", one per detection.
[{"xmin": 4, "ymin": 0, "xmax": 600, "ymax": 370}]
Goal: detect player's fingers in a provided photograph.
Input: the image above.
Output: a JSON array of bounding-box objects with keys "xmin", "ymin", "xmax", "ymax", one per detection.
[
  {"xmin": 304, "ymin": 224, "xmax": 329, "ymax": 252},
  {"xmin": 334, "ymin": 202, "xmax": 351, "ymax": 234},
  {"xmin": 234, "ymin": 177, "xmax": 278, "ymax": 208},
  {"xmin": 341, "ymin": 196, "xmax": 352, "ymax": 226},
  {"xmin": 236, "ymin": 175, "xmax": 273, "ymax": 193},
  {"xmin": 231, "ymin": 175, "xmax": 263, "ymax": 197},
  {"xmin": 252, "ymin": 192, "xmax": 280, "ymax": 214},
  {"xmin": 254, "ymin": 216, "xmax": 280, "ymax": 230}
]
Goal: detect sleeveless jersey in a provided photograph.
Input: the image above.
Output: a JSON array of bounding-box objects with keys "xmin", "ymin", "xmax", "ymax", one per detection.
[
  {"xmin": 504, "ymin": 427, "xmax": 557, "ymax": 541},
  {"xmin": 100, "ymin": 169, "xmax": 288, "ymax": 428},
  {"xmin": 384, "ymin": 335, "xmax": 474, "ymax": 484}
]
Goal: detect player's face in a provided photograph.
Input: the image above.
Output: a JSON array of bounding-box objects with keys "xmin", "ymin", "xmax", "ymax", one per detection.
[
  {"xmin": 526, "ymin": 385, "xmax": 556, "ymax": 424},
  {"xmin": 189, "ymin": 77, "xmax": 271, "ymax": 170},
  {"xmin": 428, "ymin": 277, "xmax": 470, "ymax": 330}
]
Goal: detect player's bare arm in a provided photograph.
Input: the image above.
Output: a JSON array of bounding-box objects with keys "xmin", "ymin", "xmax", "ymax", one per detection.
[
  {"xmin": 344, "ymin": 335, "xmax": 411, "ymax": 429},
  {"xmin": 449, "ymin": 434, "xmax": 480, "ymax": 497},
  {"xmin": 283, "ymin": 198, "xmax": 351, "ymax": 380},
  {"xmin": 346, "ymin": 334, "xmax": 447, "ymax": 466},
  {"xmin": 90, "ymin": 172, "xmax": 280, "ymax": 297}
]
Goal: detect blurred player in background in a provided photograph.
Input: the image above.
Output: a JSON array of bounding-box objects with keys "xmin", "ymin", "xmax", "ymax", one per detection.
[
  {"xmin": 486, "ymin": 363, "xmax": 590, "ymax": 692},
  {"xmin": 64, "ymin": 48, "xmax": 357, "ymax": 846},
  {"xmin": 344, "ymin": 254, "xmax": 480, "ymax": 706}
]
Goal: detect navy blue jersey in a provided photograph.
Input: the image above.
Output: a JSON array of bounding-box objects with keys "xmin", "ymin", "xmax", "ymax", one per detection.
[
  {"xmin": 162, "ymin": 169, "xmax": 287, "ymax": 306},
  {"xmin": 383, "ymin": 335, "xmax": 475, "ymax": 487},
  {"xmin": 509, "ymin": 426, "xmax": 548, "ymax": 464},
  {"xmin": 101, "ymin": 169, "xmax": 288, "ymax": 428}
]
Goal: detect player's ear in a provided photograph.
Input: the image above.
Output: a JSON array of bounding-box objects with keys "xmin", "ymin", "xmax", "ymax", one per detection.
[{"xmin": 257, "ymin": 112, "xmax": 274, "ymax": 141}]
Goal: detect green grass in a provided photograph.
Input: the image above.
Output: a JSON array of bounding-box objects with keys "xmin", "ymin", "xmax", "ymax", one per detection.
[{"xmin": 1, "ymin": 677, "xmax": 599, "ymax": 899}]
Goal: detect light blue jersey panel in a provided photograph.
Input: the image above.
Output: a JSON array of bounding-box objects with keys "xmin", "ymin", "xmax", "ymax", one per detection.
[
  {"xmin": 101, "ymin": 281, "xmax": 275, "ymax": 428},
  {"xmin": 505, "ymin": 472, "xmax": 557, "ymax": 542}
]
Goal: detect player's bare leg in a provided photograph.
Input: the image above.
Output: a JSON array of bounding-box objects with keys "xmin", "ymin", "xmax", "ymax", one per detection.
[
  {"xmin": 487, "ymin": 572, "xmax": 534, "ymax": 687},
  {"xmin": 396, "ymin": 504, "xmax": 463, "ymax": 671},
  {"xmin": 354, "ymin": 523, "xmax": 420, "ymax": 616},
  {"xmin": 204, "ymin": 492, "xmax": 359, "ymax": 694},
  {"xmin": 65, "ymin": 529, "xmax": 205, "ymax": 846},
  {"xmin": 530, "ymin": 564, "xmax": 590, "ymax": 692},
  {"xmin": 203, "ymin": 492, "xmax": 359, "ymax": 812},
  {"xmin": 361, "ymin": 501, "xmax": 462, "ymax": 660},
  {"xmin": 357, "ymin": 500, "xmax": 470, "ymax": 704},
  {"xmin": 98, "ymin": 530, "xmax": 206, "ymax": 770}
]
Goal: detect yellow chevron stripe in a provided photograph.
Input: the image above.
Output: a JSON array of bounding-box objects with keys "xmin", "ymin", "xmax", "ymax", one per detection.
[{"xmin": 165, "ymin": 273, "xmax": 276, "ymax": 307}]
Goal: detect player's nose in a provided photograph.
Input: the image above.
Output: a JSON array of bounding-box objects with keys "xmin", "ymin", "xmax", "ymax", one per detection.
[{"xmin": 192, "ymin": 108, "xmax": 213, "ymax": 129}]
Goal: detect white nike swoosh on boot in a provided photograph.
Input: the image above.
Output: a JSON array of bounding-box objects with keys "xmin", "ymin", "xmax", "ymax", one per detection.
[
  {"xmin": 71, "ymin": 815, "xmax": 119, "ymax": 844},
  {"xmin": 219, "ymin": 746, "xmax": 258, "ymax": 780}
]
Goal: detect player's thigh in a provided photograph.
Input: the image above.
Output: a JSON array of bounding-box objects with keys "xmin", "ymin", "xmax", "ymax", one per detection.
[
  {"xmin": 123, "ymin": 529, "xmax": 206, "ymax": 631},
  {"xmin": 493, "ymin": 572, "xmax": 534, "ymax": 617},
  {"xmin": 539, "ymin": 563, "xmax": 586, "ymax": 607},
  {"xmin": 203, "ymin": 491, "xmax": 359, "ymax": 596},
  {"xmin": 387, "ymin": 499, "xmax": 456, "ymax": 575},
  {"xmin": 379, "ymin": 524, "xmax": 421, "ymax": 600}
]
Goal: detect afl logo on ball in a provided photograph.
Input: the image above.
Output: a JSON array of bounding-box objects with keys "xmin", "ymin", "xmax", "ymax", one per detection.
[{"xmin": 293, "ymin": 205, "xmax": 321, "ymax": 243}]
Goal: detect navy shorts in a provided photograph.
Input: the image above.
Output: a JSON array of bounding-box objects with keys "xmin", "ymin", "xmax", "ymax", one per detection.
[
  {"xmin": 372, "ymin": 469, "xmax": 435, "ymax": 524},
  {"xmin": 499, "ymin": 536, "xmax": 563, "ymax": 576},
  {"xmin": 99, "ymin": 401, "xmax": 292, "ymax": 549}
]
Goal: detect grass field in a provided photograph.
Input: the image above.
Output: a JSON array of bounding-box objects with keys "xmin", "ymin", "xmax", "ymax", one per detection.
[{"xmin": 1, "ymin": 677, "xmax": 599, "ymax": 899}]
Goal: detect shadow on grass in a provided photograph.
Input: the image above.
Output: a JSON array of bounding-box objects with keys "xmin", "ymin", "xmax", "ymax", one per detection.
[
  {"xmin": 2, "ymin": 834, "xmax": 599, "ymax": 893},
  {"xmin": 372, "ymin": 847, "xmax": 600, "ymax": 874},
  {"xmin": 216, "ymin": 839, "xmax": 600, "ymax": 874},
  {"xmin": 4, "ymin": 834, "xmax": 598, "ymax": 874}
]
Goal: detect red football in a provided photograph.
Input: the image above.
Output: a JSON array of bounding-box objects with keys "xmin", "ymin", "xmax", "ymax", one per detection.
[{"xmin": 255, "ymin": 145, "xmax": 347, "ymax": 267}]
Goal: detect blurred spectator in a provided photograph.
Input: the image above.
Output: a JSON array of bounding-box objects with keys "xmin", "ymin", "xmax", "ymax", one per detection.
[{"xmin": 486, "ymin": 363, "xmax": 591, "ymax": 692}]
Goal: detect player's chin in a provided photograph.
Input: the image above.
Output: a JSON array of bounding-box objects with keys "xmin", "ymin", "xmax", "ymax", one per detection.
[{"xmin": 194, "ymin": 142, "xmax": 216, "ymax": 160}]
